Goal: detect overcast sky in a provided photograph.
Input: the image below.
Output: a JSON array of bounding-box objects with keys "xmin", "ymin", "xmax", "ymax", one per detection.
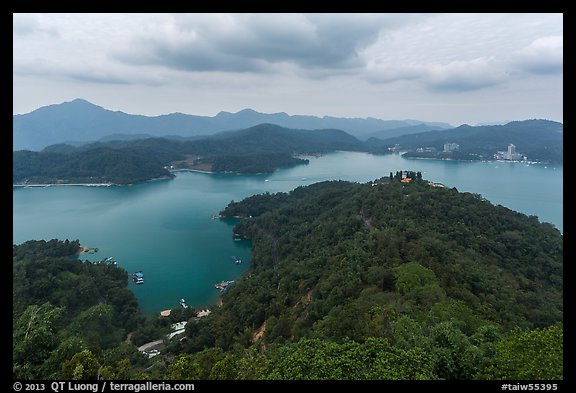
[{"xmin": 13, "ymin": 13, "xmax": 563, "ymax": 126}]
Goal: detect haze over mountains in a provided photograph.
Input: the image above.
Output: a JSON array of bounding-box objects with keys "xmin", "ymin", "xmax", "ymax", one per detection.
[{"xmin": 13, "ymin": 99, "xmax": 452, "ymax": 151}]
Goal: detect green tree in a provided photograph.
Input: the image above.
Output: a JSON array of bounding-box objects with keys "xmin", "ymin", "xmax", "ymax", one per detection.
[
  {"xmin": 391, "ymin": 314, "xmax": 429, "ymax": 350},
  {"xmin": 69, "ymin": 304, "xmax": 120, "ymax": 350},
  {"xmin": 13, "ymin": 303, "xmax": 65, "ymax": 379},
  {"xmin": 429, "ymin": 321, "xmax": 483, "ymax": 379},
  {"xmin": 40, "ymin": 336, "xmax": 86, "ymax": 379},
  {"xmin": 207, "ymin": 346, "xmax": 269, "ymax": 380},
  {"xmin": 166, "ymin": 354, "xmax": 203, "ymax": 380},
  {"xmin": 262, "ymin": 338, "xmax": 434, "ymax": 380},
  {"xmin": 394, "ymin": 262, "xmax": 439, "ymax": 295},
  {"xmin": 60, "ymin": 349, "xmax": 101, "ymax": 380},
  {"xmin": 479, "ymin": 324, "xmax": 563, "ymax": 380}
]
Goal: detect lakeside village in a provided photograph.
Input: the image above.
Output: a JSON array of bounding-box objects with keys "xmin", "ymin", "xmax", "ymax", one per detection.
[
  {"xmin": 79, "ymin": 248, "xmax": 241, "ymax": 359},
  {"xmin": 390, "ymin": 142, "xmax": 531, "ymax": 163}
]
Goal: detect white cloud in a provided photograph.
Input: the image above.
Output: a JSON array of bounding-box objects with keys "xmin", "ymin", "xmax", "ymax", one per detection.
[
  {"xmin": 512, "ymin": 35, "xmax": 563, "ymax": 75},
  {"xmin": 424, "ymin": 57, "xmax": 509, "ymax": 92},
  {"xmin": 365, "ymin": 56, "xmax": 508, "ymax": 92},
  {"xmin": 13, "ymin": 13, "xmax": 58, "ymax": 36},
  {"xmin": 364, "ymin": 63, "xmax": 425, "ymax": 84}
]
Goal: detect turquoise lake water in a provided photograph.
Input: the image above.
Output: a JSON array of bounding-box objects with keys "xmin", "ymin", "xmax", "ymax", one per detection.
[{"xmin": 13, "ymin": 151, "xmax": 563, "ymax": 313}]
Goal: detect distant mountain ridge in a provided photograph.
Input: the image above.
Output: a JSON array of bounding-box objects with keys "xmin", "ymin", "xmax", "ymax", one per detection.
[{"xmin": 13, "ymin": 99, "xmax": 452, "ymax": 151}]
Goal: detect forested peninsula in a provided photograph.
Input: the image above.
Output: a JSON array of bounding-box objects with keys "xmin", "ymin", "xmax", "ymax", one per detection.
[
  {"xmin": 13, "ymin": 124, "xmax": 362, "ymax": 185},
  {"xmin": 13, "ymin": 175, "xmax": 563, "ymax": 380}
]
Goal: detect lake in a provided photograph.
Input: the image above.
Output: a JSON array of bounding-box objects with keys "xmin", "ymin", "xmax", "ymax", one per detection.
[{"xmin": 13, "ymin": 151, "xmax": 563, "ymax": 313}]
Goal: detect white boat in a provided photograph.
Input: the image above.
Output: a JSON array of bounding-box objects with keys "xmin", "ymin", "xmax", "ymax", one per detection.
[{"xmin": 179, "ymin": 298, "xmax": 188, "ymax": 308}]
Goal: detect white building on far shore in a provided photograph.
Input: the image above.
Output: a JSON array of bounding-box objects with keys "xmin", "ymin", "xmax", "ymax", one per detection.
[
  {"xmin": 494, "ymin": 144, "xmax": 525, "ymax": 161},
  {"xmin": 443, "ymin": 142, "xmax": 460, "ymax": 153}
]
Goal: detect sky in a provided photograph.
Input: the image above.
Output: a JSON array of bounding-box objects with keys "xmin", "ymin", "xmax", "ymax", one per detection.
[{"xmin": 13, "ymin": 13, "xmax": 563, "ymax": 126}]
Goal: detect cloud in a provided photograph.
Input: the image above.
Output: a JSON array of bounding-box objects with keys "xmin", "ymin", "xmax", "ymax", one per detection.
[
  {"xmin": 364, "ymin": 34, "xmax": 564, "ymax": 93},
  {"xmin": 512, "ymin": 36, "xmax": 563, "ymax": 75},
  {"xmin": 424, "ymin": 57, "xmax": 509, "ymax": 92},
  {"xmin": 359, "ymin": 14, "xmax": 563, "ymax": 93},
  {"xmin": 366, "ymin": 56, "xmax": 508, "ymax": 92},
  {"xmin": 112, "ymin": 13, "xmax": 426, "ymax": 74},
  {"xmin": 13, "ymin": 13, "xmax": 58, "ymax": 37},
  {"xmin": 13, "ymin": 58, "xmax": 167, "ymax": 86},
  {"xmin": 365, "ymin": 63, "xmax": 425, "ymax": 84}
]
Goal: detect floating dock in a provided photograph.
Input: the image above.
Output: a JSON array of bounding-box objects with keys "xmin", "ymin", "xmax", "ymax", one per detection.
[
  {"xmin": 129, "ymin": 271, "xmax": 144, "ymax": 284},
  {"xmin": 215, "ymin": 280, "xmax": 235, "ymax": 291}
]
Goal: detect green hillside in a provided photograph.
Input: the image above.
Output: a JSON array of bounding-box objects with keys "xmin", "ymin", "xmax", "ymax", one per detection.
[{"xmin": 169, "ymin": 176, "xmax": 562, "ymax": 379}]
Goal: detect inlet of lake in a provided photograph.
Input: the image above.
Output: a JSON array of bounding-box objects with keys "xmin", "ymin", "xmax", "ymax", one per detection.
[{"xmin": 13, "ymin": 151, "xmax": 563, "ymax": 314}]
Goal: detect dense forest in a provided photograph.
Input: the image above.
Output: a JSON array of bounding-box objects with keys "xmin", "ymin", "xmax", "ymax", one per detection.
[
  {"xmin": 13, "ymin": 177, "xmax": 563, "ymax": 380},
  {"xmin": 13, "ymin": 147, "xmax": 175, "ymax": 185}
]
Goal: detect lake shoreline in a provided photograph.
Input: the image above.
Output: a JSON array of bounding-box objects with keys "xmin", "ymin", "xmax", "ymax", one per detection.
[
  {"xmin": 12, "ymin": 175, "xmax": 174, "ymax": 188},
  {"xmin": 170, "ymin": 168, "xmax": 216, "ymax": 174},
  {"xmin": 14, "ymin": 183, "xmax": 114, "ymax": 187},
  {"xmin": 402, "ymin": 155, "xmax": 555, "ymax": 165}
]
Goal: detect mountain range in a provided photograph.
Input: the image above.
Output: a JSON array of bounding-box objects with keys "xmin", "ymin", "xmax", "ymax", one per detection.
[{"xmin": 13, "ymin": 99, "xmax": 452, "ymax": 151}]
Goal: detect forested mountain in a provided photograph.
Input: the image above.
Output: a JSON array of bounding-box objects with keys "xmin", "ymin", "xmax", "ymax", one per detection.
[
  {"xmin": 368, "ymin": 123, "xmax": 446, "ymax": 140},
  {"xmin": 13, "ymin": 178, "xmax": 563, "ymax": 380},
  {"xmin": 370, "ymin": 119, "xmax": 563, "ymax": 162},
  {"xmin": 161, "ymin": 176, "xmax": 562, "ymax": 380},
  {"xmin": 13, "ymin": 98, "xmax": 451, "ymax": 151},
  {"xmin": 13, "ymin": 124, "xmax": 365, "ymax": 184}
]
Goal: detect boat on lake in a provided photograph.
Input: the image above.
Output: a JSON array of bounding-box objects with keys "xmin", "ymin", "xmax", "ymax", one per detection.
[
  {"xmin": 101, "ymin": 256, "xmax": 117, "ymax": 265},
  {"xmin": 180, "ymin": 298, "xmax": 188, "ymax": 308},
  {"xmin": 232, "ymin": 256, "xmax": 242, "ymax": 264}
]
